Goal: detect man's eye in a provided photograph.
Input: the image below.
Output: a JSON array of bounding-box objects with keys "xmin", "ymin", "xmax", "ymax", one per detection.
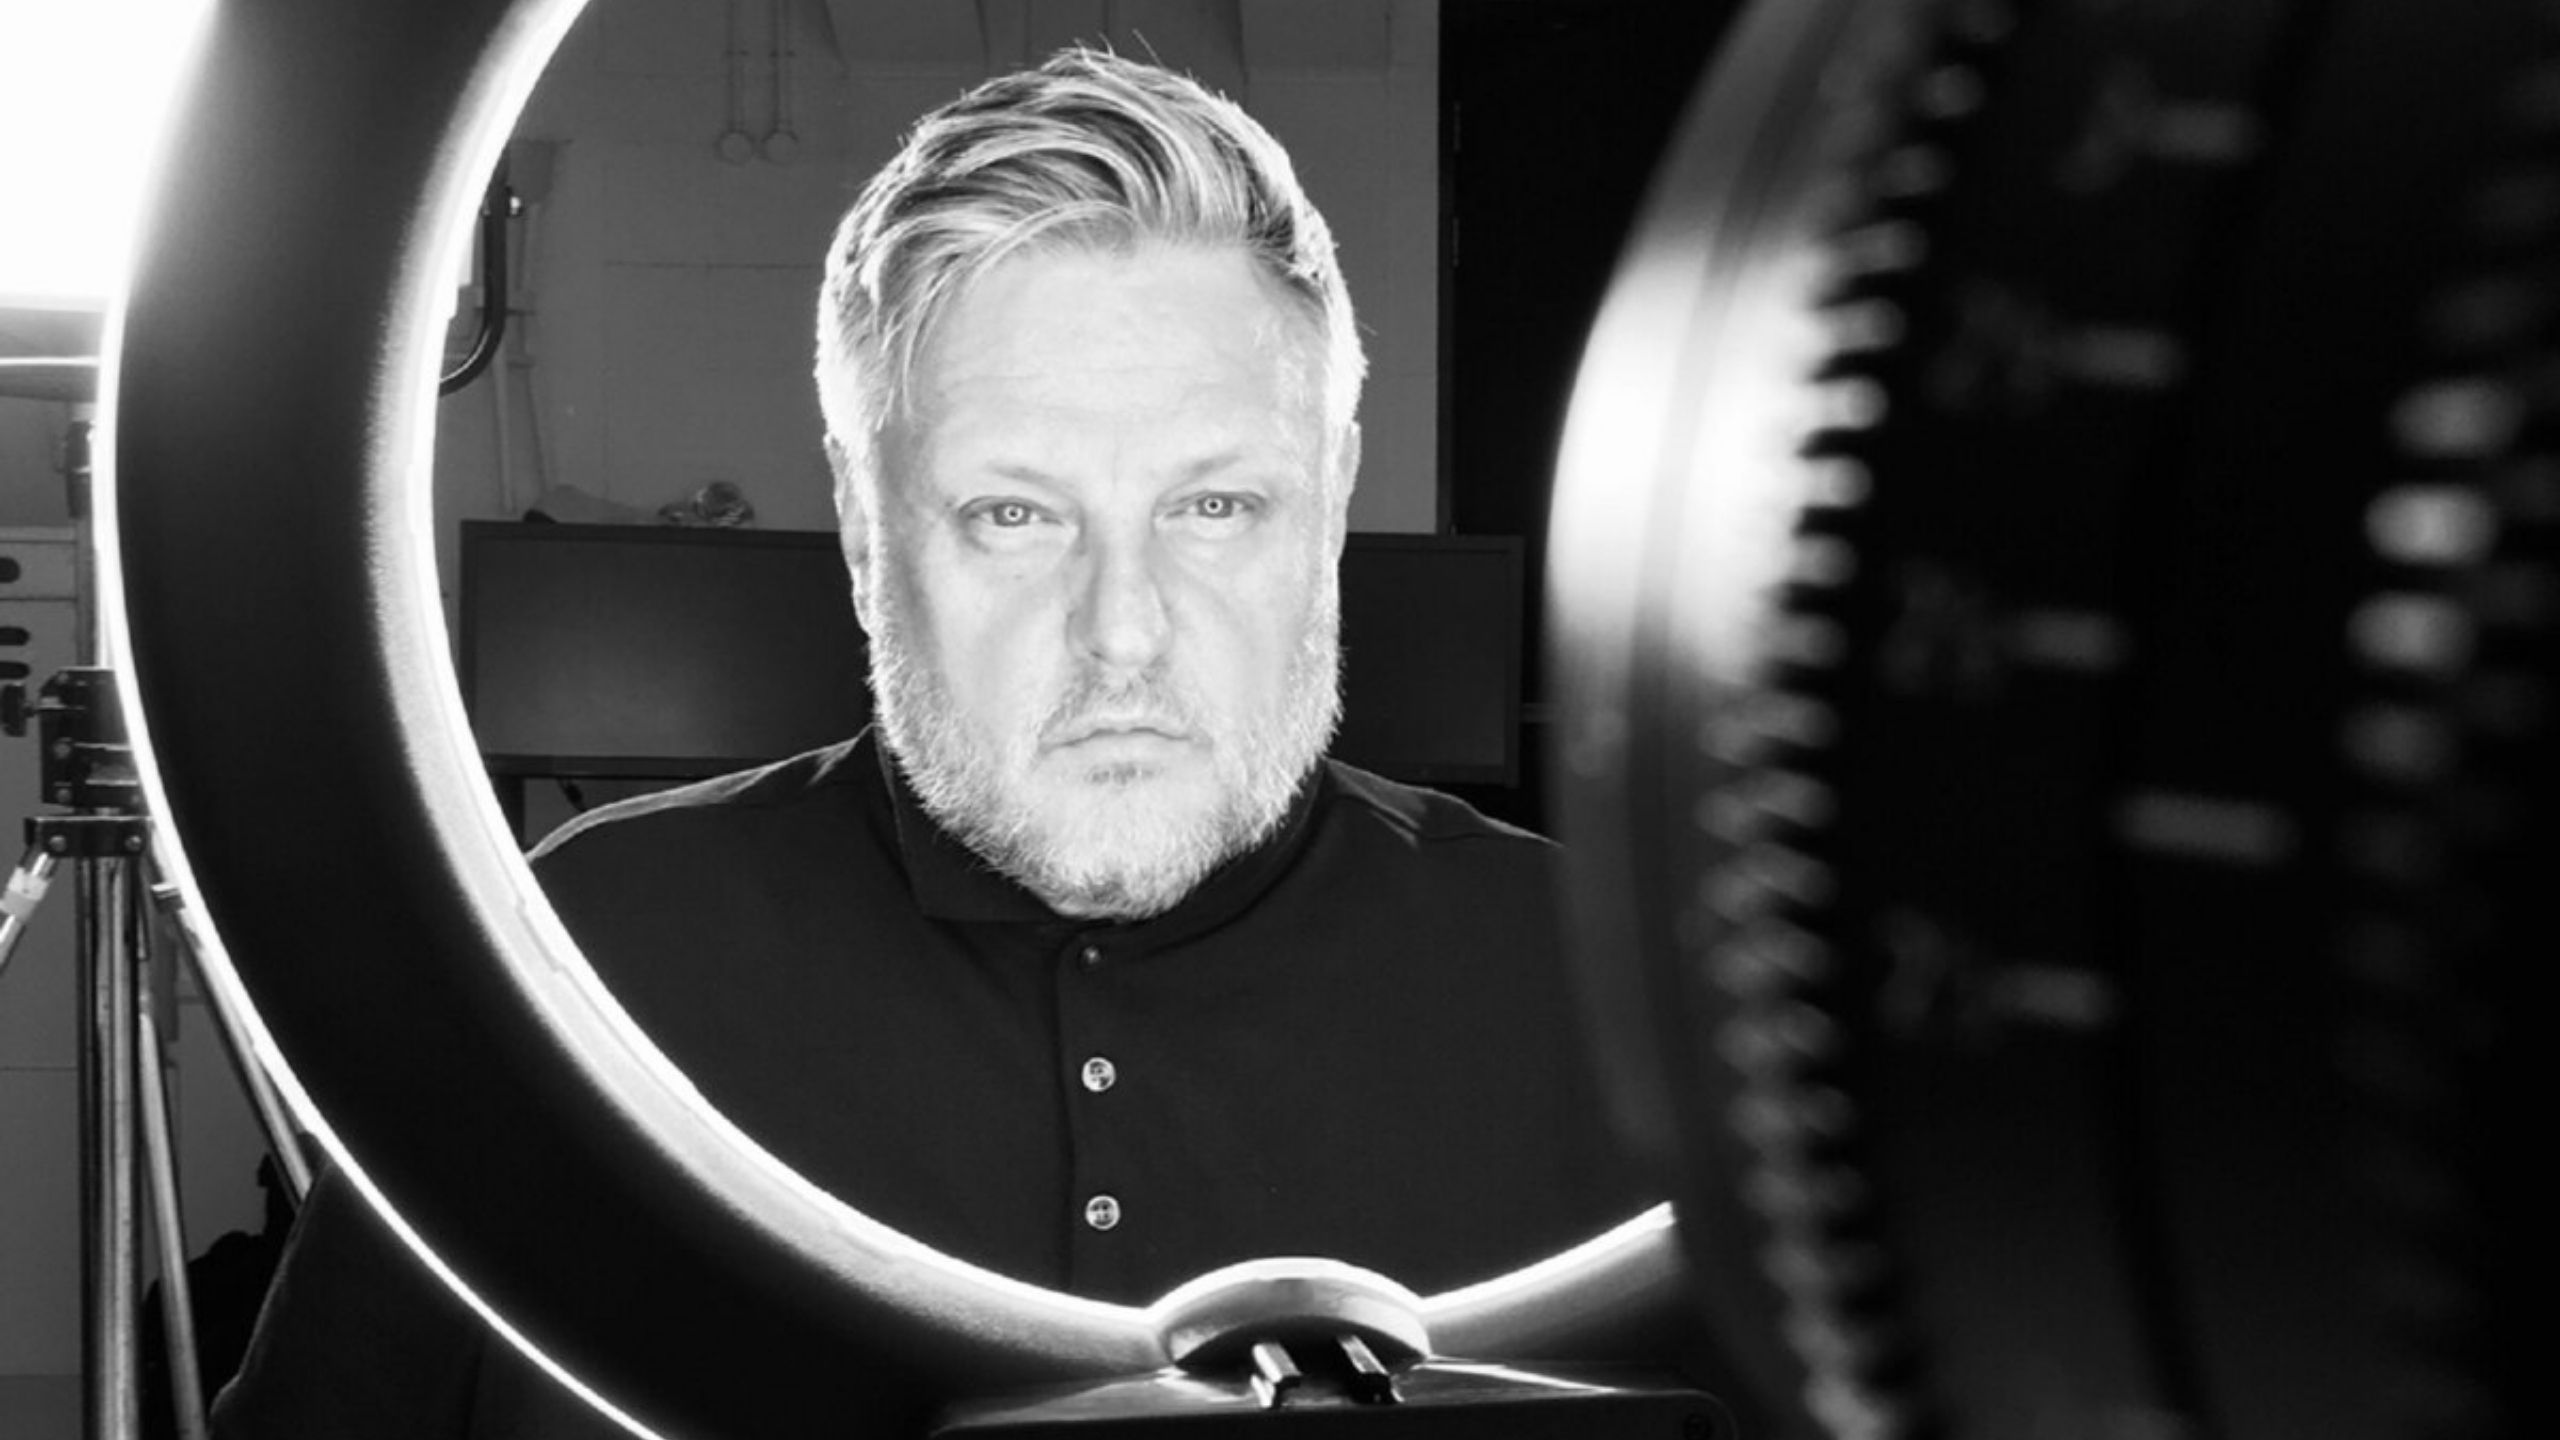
[
  {"xmin": 1184, "ymin": 493, "xmax": 1257, "ymax": 524},
  {"xmin": 973, "ymin": 500, "xmax": 1042, "ymax": 529}
]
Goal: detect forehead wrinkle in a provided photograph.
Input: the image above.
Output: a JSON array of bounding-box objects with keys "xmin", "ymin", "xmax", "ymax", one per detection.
[
  {"xmin": 891, "ymin": 246, "xmax": 1333, "ymax": 502},
  {"xmin": 930, "ymin": 241, "xmax": 1313, "ymax": 386},
  {"xmin": 919, "ymin": 369, "xmax": 1316, "ymax": 485}
]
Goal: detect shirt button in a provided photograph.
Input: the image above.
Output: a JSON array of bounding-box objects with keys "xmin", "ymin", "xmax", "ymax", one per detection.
[
  {"xmin": 1078, "ymin": 943, "xmax": 1104, "ymax": 970},
  {"xmin": 1080, "ymin": 1056, "xmax": 1118, "ymax": 1093},
  {"xmin": 1083, "ymin": 1194, "xmax": 1122, "ymax": 1232}
]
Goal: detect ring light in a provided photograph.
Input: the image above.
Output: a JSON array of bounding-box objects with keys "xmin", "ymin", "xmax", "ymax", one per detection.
[{"xmin": 98, "ymin": 2, "xmax": 1680, "ymax": 1436}]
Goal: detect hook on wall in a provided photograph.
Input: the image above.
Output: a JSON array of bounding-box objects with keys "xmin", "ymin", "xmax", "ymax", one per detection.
[{"xmin": 761, "ymin": 0, "xmax": 801, "ymax": 164}]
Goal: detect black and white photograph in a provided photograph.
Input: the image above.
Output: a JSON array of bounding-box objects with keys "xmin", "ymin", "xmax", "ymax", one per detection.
[{"xmin": 0, "ymin": 2, "xmax": 2536, "ymax": 1438}]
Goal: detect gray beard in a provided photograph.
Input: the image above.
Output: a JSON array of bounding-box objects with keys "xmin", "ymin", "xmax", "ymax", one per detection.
[{"xmin": 868, "ymin": 586, "xmax": 1342, "ymax": 921}]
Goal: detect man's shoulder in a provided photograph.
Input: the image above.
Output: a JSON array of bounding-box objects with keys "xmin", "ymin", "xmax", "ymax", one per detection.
[
  {"xmin": 1316, "ymin": 758, "xmax": 1556, "ymax": 856},
  {"xmin": 527, "ymin": 736, "xmax": 874, "ymax": 865},
  {"xmin": 1291, "ymin": 761, "xmax": 1574, "ymax": 999}
]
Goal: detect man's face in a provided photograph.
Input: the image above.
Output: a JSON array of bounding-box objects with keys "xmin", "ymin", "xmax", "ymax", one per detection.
[{"xmin": 845, "ymin": 243, "xmax": 1350, "ymax": 919}]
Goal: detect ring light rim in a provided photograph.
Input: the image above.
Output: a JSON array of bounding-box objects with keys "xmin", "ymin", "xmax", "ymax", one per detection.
[{"xmin": 97, "ymin": 0, "xmax": 1684, "ymax": 1430}]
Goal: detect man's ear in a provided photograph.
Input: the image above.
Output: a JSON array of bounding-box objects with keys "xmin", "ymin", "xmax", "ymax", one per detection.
[
  {"xmin": 826, "ymin": 435, "xmax": 876, "ymax": 633},
  {"xmin": 1327, "ymin": 421, "xmax": 1362, "ymax": 558}
]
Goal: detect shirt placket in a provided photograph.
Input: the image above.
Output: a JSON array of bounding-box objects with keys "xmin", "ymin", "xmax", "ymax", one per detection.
[{"xmin": 1056, "ymin": 932, "xmax": 1135, "ymax": 1285}]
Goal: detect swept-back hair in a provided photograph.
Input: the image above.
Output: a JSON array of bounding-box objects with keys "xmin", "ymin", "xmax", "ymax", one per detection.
[{"xmin": 813, "ymin": 48, "xmax": 1364, "ymax": 499}]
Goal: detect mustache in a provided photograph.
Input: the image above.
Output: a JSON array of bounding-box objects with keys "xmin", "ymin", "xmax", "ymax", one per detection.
[{"xmin": 1035, "ymin": 669, "xmax": 1204, "ymax": 749}]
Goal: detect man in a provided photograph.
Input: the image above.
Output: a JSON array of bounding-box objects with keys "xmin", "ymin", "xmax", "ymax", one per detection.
[{"xmin": 214, "ymin": 49, "xmax": 1643, "ymax": 1438}]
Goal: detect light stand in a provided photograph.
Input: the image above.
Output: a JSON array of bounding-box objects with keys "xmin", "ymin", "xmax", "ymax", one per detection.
[
  {"xmin": 930, "ymin": 1265, "xmax": 1725, "ymax": 1440},
  {"xmin": 0, "ymin": 408, "xmax": 310, "ymax": 1440}
]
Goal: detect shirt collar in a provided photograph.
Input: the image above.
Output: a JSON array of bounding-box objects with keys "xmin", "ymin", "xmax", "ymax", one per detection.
[{"xmin": 871, "ymin": 729, "xmax": 1328, "ymax": 941}]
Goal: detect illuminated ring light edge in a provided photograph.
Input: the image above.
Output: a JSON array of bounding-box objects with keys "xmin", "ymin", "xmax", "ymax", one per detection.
[{"xmin": 98, "ymin": 0, "xmax": 1680, "ymax": 1434}]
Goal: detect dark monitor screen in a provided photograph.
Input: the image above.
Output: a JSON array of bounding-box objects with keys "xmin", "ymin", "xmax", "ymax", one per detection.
[
  {"xmin": 458, "ymin": 521, "xmax": 1522, "ymax": 786},
  {"xmin": 1334, "ymin": 533, "xmax": 1523, "ymax": 785},
  {"xmin": 460, "ymin": 522, "xmax": 868, "ymax": 779}
]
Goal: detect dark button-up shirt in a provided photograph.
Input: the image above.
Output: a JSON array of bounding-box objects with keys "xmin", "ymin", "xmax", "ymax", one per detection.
[{"xmin": 215, "ymin": 731, "xmax": 1646, "ymax": 1436}]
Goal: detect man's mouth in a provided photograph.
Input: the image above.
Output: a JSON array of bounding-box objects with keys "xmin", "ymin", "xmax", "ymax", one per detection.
[
  {"xmin": 1046, "ymin": 715, "xmax": 1194, "ymax": 749},
  {"xmin": 1049, "ymin": 724, "xmax": 1192, "ymax": 753}
]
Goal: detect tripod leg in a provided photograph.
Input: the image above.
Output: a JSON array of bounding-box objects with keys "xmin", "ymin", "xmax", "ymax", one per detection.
[
  {"xmin": 137, "ymin": 997, "xmax": 212, "ymax": 1440},
  {"xmin": 0, "ymin": 843, "xmax": 62, "ymax": 983},
  {"xmin": 140, "ymin": 862, "xmax": 311, "ymax": 1201},
  {"xmin": 80, "ymin": 854, "xmax": 142, "ymax": 1440}
]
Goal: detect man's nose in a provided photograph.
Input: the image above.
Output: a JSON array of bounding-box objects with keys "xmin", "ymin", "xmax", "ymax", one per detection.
[{"xmin": 1070, "ymin": 525, "xmax": 1174, "ymax": 672}]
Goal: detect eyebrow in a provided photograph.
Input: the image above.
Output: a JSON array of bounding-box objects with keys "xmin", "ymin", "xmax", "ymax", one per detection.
[{"xmin": 975, "ymin": 449, "xmax": 1286, "ymax": 488}]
